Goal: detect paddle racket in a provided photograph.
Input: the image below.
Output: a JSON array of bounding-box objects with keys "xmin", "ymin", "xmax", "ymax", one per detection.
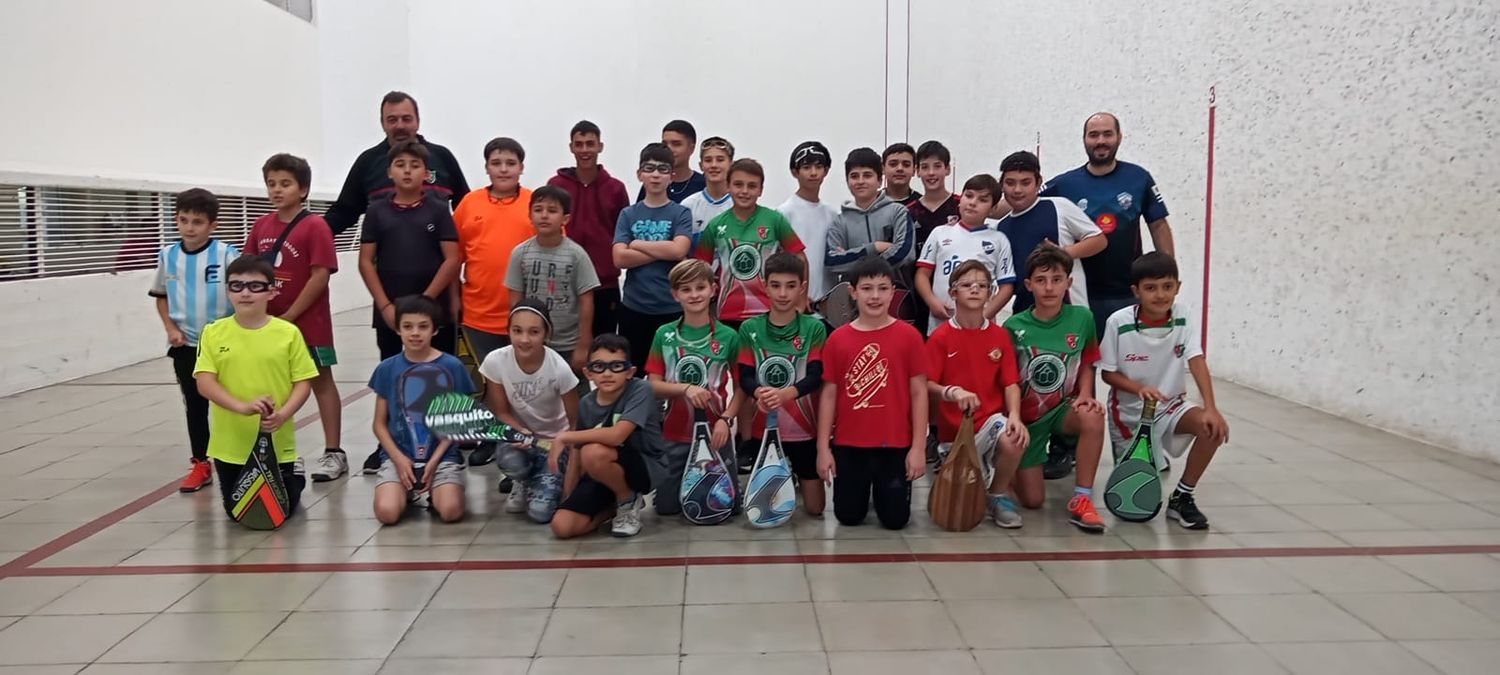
[
  {"xmin": 927, "ymin": 413, "xmax": 987, "ymax": 532},
  {"xmin": 1105, "ymin": 399, "xmax": 1163, "ymax": 522},
  {"xmin": 398, "ymin": 361, "xmax": 456, "ymax": 500},
  {"xmin": 815, "ymin": 282, "xmax": 857, "ymax": 328},
  {"xmin": 424, "ymin": 392, "xmax": 551, "ymax": 449},
  {"xmin": 679, "ymin": 408, "xmax": 735, "ymax": 525},
  {"xmin": 229, "ymin": 429, "xmax": 290, "ymax": 530},
  {"xmin": 743, "ymin": 410, "xmax": 796, "ymax": 528}
]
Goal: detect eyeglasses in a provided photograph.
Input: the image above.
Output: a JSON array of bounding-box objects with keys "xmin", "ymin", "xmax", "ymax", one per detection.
[
  {"xmin": 953, "ymin": 281, "xmax": 992, "ymax": 291},
  {"xmin": 792, "ymin": 146, "xmax": 828, "ymax": 167},
  {"xmin": 639, "ymin": 162, "xmax": 673, "ymax": 175},
  {"xmin": 700, "ymin": 137, "xmax": 734, "ymax": 154},
  {"xmin": 586, "ymin": 359, "xmax": 633, "ymax": 374},
  {"xmin": 227, "ymin": 280, "xmax": 273, "ymax": 293}
]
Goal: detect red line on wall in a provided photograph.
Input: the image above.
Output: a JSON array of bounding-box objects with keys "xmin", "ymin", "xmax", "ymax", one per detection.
[{"xmin": 1202, "ymin": 85, "xmax": 1217, "ymax": 351}]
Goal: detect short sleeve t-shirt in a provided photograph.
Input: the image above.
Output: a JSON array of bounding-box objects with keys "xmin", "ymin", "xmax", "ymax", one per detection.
[
  {"xmin": 360, "ymin": 195, "xmax": 459, "ymax": 328},
  {"xmin": 367, "ymin": 352, "xmax": 475, "ymax": 465},
  {"xmin": 1042, "ymin": 161, "xmax": 1170, "ymax": 298},
  {"xmin": 907, "ymin": 193, "xmax": 960, "ymax": 255},
  {"xmin": 1004, "ymin": 305, "xmax": 1100, "ymax": 423},
  {"xmin": 680, "ymin": 189, "xmax": 733, "ymax": 247},
  {"xmin": 614, "ymin": 201, "xmax": 693, "ymax": 315},
  {"xmin": 993, "ymin": 196, "xmax": 1103, "ymax": 312},
  {"xmin": 822, "ymin": 320, "xmax": 928, "ymax": 448},
  {"xmin": 916, "ymin": 221, "xmax": 1018, "ymax": 331},
  {"xmin": 645, "ymin": 319, "xmax": 740, "ymax": 443},
  {"xmin": 737, "ymin": 313, "xmax": 828, "ymax": 442},
  {"xmin": 1099, "ymin": 302, "xmax": 1202, "ymax": 439},
  {"xmin": 453, "ymin": 187, "xmax": 536, "ymax": 334},
  {"xmin": 245, "ymin": 212, "xmax": 339, "ymax": 347},
  {"xmin": 478, "ymin": 345, "xmax": 579, "ymax": 438},
  {"xmin": 504, "ymin": 237, "xmax": 601, "ymax": 351},
  {"xmin": 149, "ymin": 239, "xmax": 239, "ymax": 346},
  {"xmin": 925, "ymin": 320, "xmax": 1021, "ymax": 443},
  {"xmin": 578, "ymin": 377, "xmax": 662, "ymax": 462},
  {"xmin": 778, "ymin": 194, "xmax": 838, "ymax": 299},
  {"xmin": 694, "ymin": 206, "xmax": 806, "ymax": 322},
  {"xmin": 193, "ymin": 316, "xmax": 319, "ymax": 463}
]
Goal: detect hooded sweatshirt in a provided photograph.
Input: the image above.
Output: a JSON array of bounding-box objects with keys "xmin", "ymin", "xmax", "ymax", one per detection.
[
  {"xmin": 824, "ymin": 193, "xmax": 917, "ymax": 291},
  {"xmin": 548, "ymin": 166, "xmax": 630, "ymax": 288}
]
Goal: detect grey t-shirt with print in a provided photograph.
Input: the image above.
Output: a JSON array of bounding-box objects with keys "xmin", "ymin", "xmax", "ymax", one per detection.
[{"xmin": 505, "ymin": 237, "xmax": 602, "ymax": 351}]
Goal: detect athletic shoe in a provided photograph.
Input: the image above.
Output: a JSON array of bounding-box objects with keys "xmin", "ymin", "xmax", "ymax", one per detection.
[
  {"xmin": 179, "ymin": 458, "xmax": 213, "ymax": 493},
  {"xmin": 497, "ymin": 476, "xmax": 514, "ymax": 494},
  {"xmin": 504, "ymin": 482, "xmax": 529, "ymax": 514},
  {"xmin": 989, "ymin": 494, "xmax": 1023, "ymax": 529},
  {"xmin": 611, "ymin": 495, "xmax": 642, "ymax": 537},
  {"xmin": 528, "ymin": 471, "xmax": 562, "ymax": 523},
  {"xmin": 1067, "ymin": 494, "xmax": 1106, "ymax": 533},
  {"xmin": 736, "ymin": 439, "xmax": 755, "ymax": 475},
  {"xmin": 1043, "ymin": 437, "xmax": 1075, "ymax": 480},
  {"xmin": 468, "ymin": 443, "xmax": 496, "ymax": 467},
  {"xmin": 311, "ymin": 450, "xmax": 349, "ymax": 482},
  {"xmin": 925, "ymin": 428, "xmax": 941, "ymax": 465},
  {"xmin": 1167, "ymin": 492, "xmax": 1209, "ymax": 530},
  {"xmin": 361, "ymin": 449, "xmax": 382, "ymax": 475}
]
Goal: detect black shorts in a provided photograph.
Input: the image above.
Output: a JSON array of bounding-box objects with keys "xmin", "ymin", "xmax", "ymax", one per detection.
[
  {"xmin": 760, "ymin": 439, "xmax": 819, "ymax": 481},
  {"xmin": 556, "ymin": 445, "xmax": 653, "ymax": 517}
]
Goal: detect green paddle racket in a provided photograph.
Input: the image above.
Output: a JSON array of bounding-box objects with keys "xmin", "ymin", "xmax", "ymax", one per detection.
[
  {"xmin": 1104, "ymin": 399, "xmax": 1162, "ymax": 522},
  {"xmin": 425, "ymin": 392, "xmax": 552, "ymax": 449}
]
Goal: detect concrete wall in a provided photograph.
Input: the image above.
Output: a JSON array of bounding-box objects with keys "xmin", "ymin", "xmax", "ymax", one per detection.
[{"xmin": 908, "ymin": 0, "xmax": 1500, "ymax": 460}]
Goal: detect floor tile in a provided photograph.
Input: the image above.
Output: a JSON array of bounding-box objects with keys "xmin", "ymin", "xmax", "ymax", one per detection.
[
  {"xmin": 681, "ymin": 652, "xmax": 828, "ymax": 675},
  {"xmin": 682, "ymin": 602, "xmax": 822, "ymax": 653},
  {"xmin": 1454, "ymin": 591, "xmax": 1500, "ymax": 621},
  {"xmin": 389, "ymin": 608, "xmax": 548, "ymax": 658},
  {"xmin": 685, "ymin": 563, "xmax": 810, "ymax": 604},
  {"xmin": 0, "ymin": 613, "xmax": 151, "ymax": 665},
  {"xmin": 1261, "ymin": 641, "xmax": 1438, "ymax": 674},
  {"xmin": 1075, "ymin": 596, "xmax": 1245, "ymax": 646},
  {"xmin": 1328, "ymin": 593, "xmax": 1500, "ymax": 640},
  {"xmin": 528, "ymin": 655, "xmax": 680, "ymax": 675},
  {"xmin": 1401, "ymin": 639, "xmax": 1500, "ymax": 675},
  {"xmin": 1152, "ymin": 558, "xmax": 1309, "ymax": 595},
  {"xmin": 806, "ymin": 563, "xmax": 936, "ymax": 601},
  {"xmin": 243, "ymin": 610, "xmax": 419, "ymax": 660},
  {"xmin": 0, "ymin": 577, "xmax": 85, "ymax": 615},
  {"xmin": 973, "ymin": 647, "xmax": 1133, "ymax": 674},
  {"xmin": 1281, "ymin": 504, "xmax": 1416, "ymax": 531},
  {"xmin": 38, "ymin": 574, "xmax": 208, "ymax": 614},
  {"xmin": 828, "ymin": 650, "xmax": 980, "ymax": 674},
  {"xmin": 99, "ymin": 612, "xmax": 286, "ymax": 663},
  {"xmin": 168, "ymin": 572, "xmax": 330, "ymax": 612},
  {"xmin": 1265, "ymin": 556, "xmax": 1433, "ymax": 593},
  {"xmin": 1203, "ymin": 506, "xmax": 1319, "ymax": 533},
  {"xmin": 1379, "ymin": 554, "xmax": 1500, "ymax": 591},
  {"xmin": 1116, "ymin": 644, "xmax": 1287, "ymax": 674},
  {"xmin": 1039, "ymin": 560, "xmax": 1188, "ymax": 597},
  {"xmin": 815, "ymin": 600, "xmax": 962, "ymax": 651},
  {"xmin": 556, "ymin": 567, "xmax": 685, "ymax": 607},
  {"xmin": 1202, "ymin": 594, "xmax": 1381, "ymax": 642},
  {"xmin": 1379, "ymin": 503, "xmax": 1500, "ymax": 530},
  {"xmin": 375, "ymin": 659, "xmax": 529, "ymax": 675},
  {"xmin": 297, "ymin": 571, "xmax": 447, "ymax": 610},
  {"xmin": 946, "ymin": 598, "xmax": 1106, "ymax": 648},
  {"xmin": 81, "ymin": 665, "xmax": 233, "ymax": 675},
  {"xmin": 425, "ymin": 569, "xmax": 567, "ymax": 609},
  {"xmin": 922, "ymin": 561, "xmax": 1063, "ymax": 599},
  {"xmin": 537, "ymin": 605, "xmax": 682, "ymax": 656}
]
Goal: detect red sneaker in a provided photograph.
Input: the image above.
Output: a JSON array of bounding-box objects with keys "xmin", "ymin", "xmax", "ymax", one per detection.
[
  {"xmin": 179, "ymin": 458, "xmax": 212, "ymax": 493},
  {"xmin": 1067, "ymin": 494, "xmax": 1106, "ymax": 534}
]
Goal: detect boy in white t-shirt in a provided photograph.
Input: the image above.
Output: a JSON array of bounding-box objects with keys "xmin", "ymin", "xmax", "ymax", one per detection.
[
  {"xmin": 777, "ymin": 141, "xmax": 838, "ymax": 300},
  {"xmin": 680, "ymin": 137, "xmax": 735, "ymax": 247},
  {"xmin": 1099, "ymin": 252, "xmax": 1228, "ymax": 531},
  {"xmin": 478, "ymin": 301, "xmax": 582, "ymax": 523},
  {"xmin": 915, "ymin": 174, "xmax": 1016, "ymax": 333}
]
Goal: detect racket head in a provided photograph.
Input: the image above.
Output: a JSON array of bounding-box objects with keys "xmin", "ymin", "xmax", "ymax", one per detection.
[
  {"xmin": 744, "ymin": 425, "xmax": 796, "ymax": 528},
  {"xmin": 1104, "ymin": 458, "xmax": 1163, "ymax": 522},
  {"xmin": 231, "ymin": 432, "xmax": 288, "ymax": 530},
  {"xmin": 816, "ymin": 283, "xmax": 856, "ymax": 327}
]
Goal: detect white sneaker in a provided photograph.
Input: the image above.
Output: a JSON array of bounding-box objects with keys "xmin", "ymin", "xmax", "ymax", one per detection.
[
  {"xmin": 504, "ymin": 483, "xmax": 529, "ymax": 514},
  {"xmin": 611, "ymin": 495, "xmax": 642, "ymax": 537},
  {"xmin": 989, "ymin": 494, "xmax": 1023, "ymax": 529},
  {"xmin": 310, "ymin": 451, "xmax": 348, "ymax": 482},
  {"xmin": 292, "ymin": 457, "xmax": 306, "ymax": 477}
]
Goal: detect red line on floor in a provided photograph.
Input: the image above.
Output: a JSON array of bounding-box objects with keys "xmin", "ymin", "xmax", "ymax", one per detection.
[
  {"xmin": 0, "ymin": 388, "xmax": 372, "ymax": 579},
  {"xmin": 11, "ymin": 543, "xmax": 1500, "ymax": 578}
]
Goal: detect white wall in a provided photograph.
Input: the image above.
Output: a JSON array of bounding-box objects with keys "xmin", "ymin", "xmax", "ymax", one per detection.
[
  {"xmin": 908, "ymin": 0, "xmax": 1500, "ymax": 460},
  {"xmin": 316, "ymin": 0, "xmax": 413, "ymax": 190},
  {"xmin": 403, "ymin": 0, "xmax": 888, "ymax": 202},
  {"xmin": 0, "ymin": 0, "xmax": 328, "ymax": 193}
]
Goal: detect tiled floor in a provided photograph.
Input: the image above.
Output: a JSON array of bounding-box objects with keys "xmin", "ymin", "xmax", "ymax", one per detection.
[{"xmin": 2, "ymin": 311, "xmax": 1500, "ymax": 673}]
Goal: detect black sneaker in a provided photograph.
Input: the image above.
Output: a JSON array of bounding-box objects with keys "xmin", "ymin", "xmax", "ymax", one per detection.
[
  {"xmin": 361, "ymin": 449, "xmax": 382, "ymax": 475},
  {"xmin": 497, "ymin": 476, "xmax": 514, "ymax": 494},
  {"xmin": 1167, "ymin": 492, "xmax": 1209, "ymax": 530},
  {"xmin": 468, "ymin": 443, "xmax": 496, "ymax": 467},
  {"xmin": 925, "ymin": 427, "xmax": 940, "ymax": 465},
  {"xmin": 1042, "ymin": 437, "xmax": 1076, "ymax": 480},
  {"xmin": 736, "ymin": 438, "xmax": 755, "ymax": 475}
]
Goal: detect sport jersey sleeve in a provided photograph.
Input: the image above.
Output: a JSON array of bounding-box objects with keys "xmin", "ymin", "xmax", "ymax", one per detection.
[
  {"xmin": 149, "ymin": 248, "xmax": 168, "ymax": 297},
  {"xmin": 287, "ymin": 328, "xmax": 320, "ymax": 382},
  {"xmin": 997, "ymin": 329, "xmax": 1021, "ymax": 388},
  {"xmin": 901, "ymin": 325, "xmax": 930, "ymax": 379},
  {"xmin": 193, "ymin": 326, "xmax": 221, "ymax": 376},
  {"xmin": 1080, "ymin": 310, "xmax": 1102, "ymax": 370},
  {"xmin": 1039, "ymin": 179, "xmax": 1060, "ymax": 198},
  {"xmin": 617, "ymin": 379, "xmax": 656, "ymax": 430},
  {"xmin": 1098, "ymin": 310, "xmax": 1123, "ymax": 373},
  {"xmin": 435, "ymin": 208, "xmax": 459, "ymax": 242},
  {"xmin": 692, "ymin": 224, "xmax": 715, "ymax": 262},
  {"xmin": 573, "ymin": 245, "xmax": 602, "ymax": 292},
  {"xmin": 916, "ymin": 232, "xmax": 938, "ymax": 270},
  {"xmin": 1142, "ymin": 170, "xmax": 1170, "ymax": 222},
  {"xmin": 992, "ymin": 235, "xmax": 1018, "ymax": 284},
  {"xmin": 366, "ymin": 358, "xmax": 395, "ymax": 402},
  {"xmin": 503, "ymin": 243, "xmax": 526, "ymax": 292},
  {"xmin": 1180, "ymin": 305, "xmax": 1205, "ymax": 361},
  {"xmin": 773, "ymin": 212, "xmax": 806, "ymax": 254},
  {"xmin": 1057, "ymin": 199, "xmax": 1102, "ymax": 244},
  {"xmin": 324, "ymin": 155, "xmax": 370, "ymax": 235}
]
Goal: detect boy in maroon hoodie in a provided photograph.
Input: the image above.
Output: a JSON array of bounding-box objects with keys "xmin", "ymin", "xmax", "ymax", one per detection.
[{"xmin": 549, "ymin": 120, "xmax": 630, "ymax": 338}]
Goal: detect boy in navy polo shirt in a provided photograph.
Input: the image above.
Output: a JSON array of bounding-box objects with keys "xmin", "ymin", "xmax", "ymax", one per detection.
[
  {"xmin": 358, "ymin": 140, "xmax": 462, "ymax": 360},
  {"xmin": 993, "ymin": 151, "xmax": 1106, "ymax": 313}
]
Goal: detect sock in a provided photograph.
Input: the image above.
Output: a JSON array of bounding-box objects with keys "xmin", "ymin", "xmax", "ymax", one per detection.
[
  {"xmin": 1073, "ymin": 486, "xmax": 1092, "ymax": 498},
  {"xmin": 326, "ymin": 447, "xmax": 345, "ymax": 454},
  {"xmin": 1174, "ymin": 480, "xmax": 1196, "ymax": 498}
]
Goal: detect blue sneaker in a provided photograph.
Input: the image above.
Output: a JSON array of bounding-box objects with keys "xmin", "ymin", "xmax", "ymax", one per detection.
[{"xmin": 989, "ymin": 494, "xmax": 1023, "ymax": 529}]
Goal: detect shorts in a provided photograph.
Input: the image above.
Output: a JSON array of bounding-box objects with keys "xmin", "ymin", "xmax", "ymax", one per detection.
[
  {"xmin": 1022, "ymin": 404, "xmax": 1071, "ymax": 469},
  {"xmin": 936, "ymin": 411, "xmax": 1010, "ymax": 485},
  {"xmin": 376, "ymin": 459, "xmax": 467, "ymax": 491},
  {"xmin": 556, "ymin": 445, "xmax": 653, "ymax": 517},
  {"xmin": 1110, "ymin": 396, "xmax": 1199, "ymax": 467},
  {"xmin": 461, "ymin": 326, "xmax": 510, "ymax": 363},
  {"xmin": 308, "ymin": 345, "xmax": 338, "ymax": 368}
]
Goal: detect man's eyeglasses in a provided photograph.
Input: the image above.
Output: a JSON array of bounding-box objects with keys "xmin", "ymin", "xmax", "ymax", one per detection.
[
  {"xmin": 227, "ymin": 280, "xmax": 273, "ymax": 293},
  {"xmin": 639, "ymin": 162, "xmax": 673, "ymax": 175},
  {"xmin": 586, "ymin": 359, "xmax": 633, "ymax": 374}
]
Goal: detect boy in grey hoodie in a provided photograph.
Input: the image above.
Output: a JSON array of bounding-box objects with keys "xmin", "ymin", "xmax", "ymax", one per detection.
[{"xmin": 825, "ymin": 147, "xmax": 918, "ymax": 317}]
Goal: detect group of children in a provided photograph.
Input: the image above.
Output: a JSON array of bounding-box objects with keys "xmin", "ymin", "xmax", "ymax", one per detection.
[{"xmin": 150, "ymin": 117, "xmax": 1230, "ymax": 539}]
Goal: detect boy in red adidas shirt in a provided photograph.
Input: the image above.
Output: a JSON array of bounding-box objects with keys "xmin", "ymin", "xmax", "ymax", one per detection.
[
  {"xmin": 926, "ymin": 260, "xmax": 1029, "ymax": 529},
  {"xmin": 816, "ymin": 257, "xmax": 928, "ymax": 530}
]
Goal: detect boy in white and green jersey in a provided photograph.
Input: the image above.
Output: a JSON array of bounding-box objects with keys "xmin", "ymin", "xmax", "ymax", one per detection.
[
  {"xmin": 1004, "ymin": 245, "xmax": 1108, "ymax": 533},
  {"xmin": 737, "ymin": 252, "xmax": 829, "ymax": 517}
]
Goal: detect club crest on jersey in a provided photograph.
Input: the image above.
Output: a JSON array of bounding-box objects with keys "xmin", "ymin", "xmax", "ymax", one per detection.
[
  {"xmin": 1096, "ymin": 212, "xmax": 1118, "ymax": 234},
  {"xmin": 792, "ymin": 335, "xmax": 804, "ymax": 351},
  {"xmin": 756, "ymin": 225, "xmax": 768, "ymax": 239},
  {"xmin": 987, "ymin": 348, "xmax": 1004, "ymax": 362},
  {"xmin": 757, "ymin": 355, "xmax": 796, "ymax": 389},
  {"xmin": 1116, "ymin": 192, "xmax": 1133, "ymax": 209},
  {"xmin": 709, "ymin": 340, "xmax": 722, "ymax": 356},
  {"xmin": 426, "ymin": 170, "xmax": 438, "ymax": 185},
  {"xmin": 674, "ymin": 354, "xmax": 708, "ymax": 385},
  {"xmin": 1076, "ymin": 198, "xmax": 1089, "ymax": 210},
  {"xmin": 1066, "ymin": 333, "xmax": 1079, "ymax": 349},
  {"xmin": 981, "ymin": 240, "xmax": 996, "ymax": 255},
  {"xmin": 1024, "ymin": 348, "xmax": 1067, "ymax": 394},
  {"xmin": 729, "ymin": 243, "xmax": 761, "ymax": 281},
  {"xmin": 1174, "ymin": 343, "xmax": 1185, "ymax": 358}
]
